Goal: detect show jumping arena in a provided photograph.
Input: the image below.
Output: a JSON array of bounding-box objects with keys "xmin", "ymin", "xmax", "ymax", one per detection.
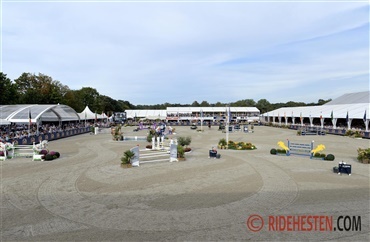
[{"xmin": 1, "ymin": 125, "xmax": 369, "ymax": 241}]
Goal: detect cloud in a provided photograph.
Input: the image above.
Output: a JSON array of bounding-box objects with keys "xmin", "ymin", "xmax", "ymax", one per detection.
[{"xmin": 2, "ymin": 1, "xmax": 368, "ymax": 105}]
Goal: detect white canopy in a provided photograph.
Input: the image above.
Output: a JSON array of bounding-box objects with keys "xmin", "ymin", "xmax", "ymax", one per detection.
[
  {"xmin": 262, "ymin": 91, "xmax": 370, "ymax": 120},
  {"xmin": 262, "ymin": 103, "xmax": 369, "ymax": 120},
  {"xmin": 0, "ymin": 119, "xmax": 11, "ymax": 125},
  {"xmin": 78, "ymin": 106, "xmax": 104, "ymax": 120}
]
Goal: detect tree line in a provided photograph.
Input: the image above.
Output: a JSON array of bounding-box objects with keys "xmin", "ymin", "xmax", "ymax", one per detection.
[{"xmin": 0, "ymin": 72, "xmax": 331, "ymax": 114}]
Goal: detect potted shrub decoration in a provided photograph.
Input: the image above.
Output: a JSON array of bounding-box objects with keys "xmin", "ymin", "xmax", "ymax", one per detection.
[
  {"xmin": 177, "ymin": 145, "xmax": 185, "ymax": 161},
  {"xmin": 270, "ymin": 148, "xmax": 277, "ymax": 155},
  {"xmin": 276, "ymin": 149, "xmax": 287, "ymax": 155},
  {"xmin": 324, "ymin": 154, "xmax": 335, "ymax": 161},
  {"xmin": 178, "ymin": 136, "xmax": 192, "ymax": 147},
  {"xmin": 41, "ymin": 150, "xmax": 61, "ymax": 161},
  {"xmin": 357, "ymin": 148, "xmax": 370, "ymax": 164},
  {"xmin": 112, "ymin": 125, "xmax": 123, "ymax": 141},
  {"xmin": 121, "ymin": 150, "xmax": 135, "ymax": 168},
  {"xmin": 218, "ymin": 139, "xmax": 256, "ymax": 150},
  {"xmin": 218, "ymin": 138, "xmax": 227, "ymax": 149}
]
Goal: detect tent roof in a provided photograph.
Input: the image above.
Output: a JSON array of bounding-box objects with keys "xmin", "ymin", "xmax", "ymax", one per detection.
[
  {"xmin": 0, "ymin": 119, "xmax": 11, "ymax": 125},
  {"xmin": 0, "ymin": 104, "xmax": 80, "ymax": 123},
  {"xmin": 262, "ymin": 103, "xmax": 369, "ymax": 119},
  {"xmin": 77, "ymin": 106, "xmax": 105, "ymax": 120},
  {"xmin": 262, "ymin": 91, "xmax": 370, "ymax": 119},
  {"xmin": 325, "ymin": 91, "xmax": 369, "ymax": 105}
]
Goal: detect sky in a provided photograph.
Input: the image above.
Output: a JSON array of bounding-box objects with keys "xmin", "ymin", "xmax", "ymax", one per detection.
[{"xmin": 1, "ymin": 0, "xmax": 369, "ymax": 105}]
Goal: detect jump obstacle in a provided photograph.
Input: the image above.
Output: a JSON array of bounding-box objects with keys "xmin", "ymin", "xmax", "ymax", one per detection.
[
  {"xmin": 287, "ymin": 140, "xmax": 314, "ymax": 158},
  {"xmin": 0, "ymin": 140, "xmax": 48, "ymax": 161},
  {"xmin": 123, "ymin": 136, "xmax": 147, "ymax": 141},
  {"xmin": 300, "ymin": 127, "xmax": 326, "ymax": 136},
  {"xmin": 277, "ymin": 140, "xmax": 326, "ymax": 159},
  {"xmin": 129, "ymin": 142, "xmax": 178, "ymax": 167}
]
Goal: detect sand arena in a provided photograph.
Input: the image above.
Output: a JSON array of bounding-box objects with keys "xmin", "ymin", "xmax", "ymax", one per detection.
[{"xmin": 1, "ymin": 125, "xmax": 369, "ymax": 241}]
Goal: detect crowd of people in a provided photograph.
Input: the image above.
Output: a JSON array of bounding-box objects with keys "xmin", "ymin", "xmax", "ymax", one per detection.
[{"xmin": 0, "ymin": 122, "xmax": 101, "ymax": 142}]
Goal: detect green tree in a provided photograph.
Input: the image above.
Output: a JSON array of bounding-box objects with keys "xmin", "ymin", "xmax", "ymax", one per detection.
[
  {"xmin": 256, "ymin": 99, "xmax": 272, "ymax": 113},
  {"xmin": 96, "ymin": 95, "xmax": 126, "ymax": 114},
  {"xmin": 191, "ymin": 101, "xmax": 200, "ymax": 107},
  {"xmin": 233, "ymin": 99, "xmax": 256, "ymax": 107},
  {"xmin": 63, "ymin": 90, "xmax": 84, "ymax": 111},
  {"xmin": 77, "ymin": 87, "xmax": 100, "ymax": 112},
  {"xmin": 214, "ymin": 102, "xmax": 224, "ymax": 107},
  {"xmin": 317, "ymin": 99, "xmax": 331, "ymax": 105},
  {"xmin": 118, "ymin": 100, "xmax": 134, "ymax": 110},
  {"xmin": 14, "ymin": 72, "xmax": 69, "ymax": 104},
  {"xmin": 0, "ymin": 72, "xmax": 18, "ymax": 104},
  {"xmin": 200, "ymin": 101, "xmax": 210, "ymax": 107},
  {"xmin": 14, "ymin": 72, "xmax": 38, "ymax": 103}
]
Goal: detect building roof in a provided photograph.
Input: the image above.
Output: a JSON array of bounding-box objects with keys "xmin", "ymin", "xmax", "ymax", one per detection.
[
  {"xmin": 125, "ymin": 110, "xmax": 167, "ymax": 119},
  {"xmin": 125, "ymin": 107, "xmax": 260, "ymax": 119},
  {"xmin": 166, "ymin": 107, "xmax": 259, "ymax": 113}
]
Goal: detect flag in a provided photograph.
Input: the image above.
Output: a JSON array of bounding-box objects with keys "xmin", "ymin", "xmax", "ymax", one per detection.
[
  {"xmin": 300, "ymin": 112, "xmax": 302, "ymax": 122},
  {"xmin": 95, "ymin": 112, "xmax": 97, "ymax": 123},
  {"xmin": 228, "ymin": 106, "xmax": 231, "ymax": 123},
  {"xmin": 200, "ymin": 109, "xmax": 203, "ymax": 118},
  {"xmin": 330, "ymin": 111, "xmax": 333, "ymax": 121},
  {"xmin": 28, "ymin": 109, "xmax": 32, "ymax": 125},
  {"xmin": 284, "ymin": 112, "xmax": 286, "ymax": 119},
  {"xmin": 320, "ymin": 111, "xmax": 322, "ymax": 120},
  {"xmin": 346, "ymin": 111, "xmax": 349, "ymax": 124},
  {"xmin": 85, "ymin": 111, "xmax": 87, "ymax": 120},
  {"xmin": 363, "ymin": 110, "xmax": 366, "ymax": 123},
  {"xmin": 225, "ymin": 107, "xmax": 229, "ymax": 123}
]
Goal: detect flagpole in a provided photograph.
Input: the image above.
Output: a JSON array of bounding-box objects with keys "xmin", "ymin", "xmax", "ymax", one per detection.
[
  {"xmin": 226, "ymin": 105, "xmax": 229, "ymax": 148},
  {"xmin": 201, "ymin": 116, "xmax": 203, "ymax": 131},
  {"xmin": 200, "ymin": 109, "xmax": 203, "ymax": 131},
  {"xmin": 364, "ymin": 110, "xmax": 368, "ymax": 132},
  {"xmin": 28, "ymin": 108, "xmax": 31, "ymax": 134}
]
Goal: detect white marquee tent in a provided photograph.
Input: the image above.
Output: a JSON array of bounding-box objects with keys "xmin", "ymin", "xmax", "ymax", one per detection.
[
  {"xmin": 78, "ymin": 106, "xmax": 106, "ymax": 121},
  {"xmin": 261, "ymin": 91, "xmax": 370, "ymax": 130}
]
